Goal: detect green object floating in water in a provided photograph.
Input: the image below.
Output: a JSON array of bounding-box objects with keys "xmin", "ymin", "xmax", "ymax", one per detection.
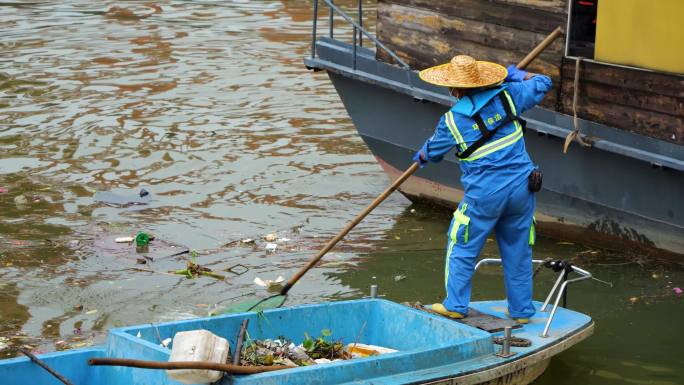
[
  {"xmin": 214, "ymin": 295, "xmax": 287, "ymax": 315},
  {"xmin": 135, "ymin": 232, "xmax": 150, "ymax": 247}
]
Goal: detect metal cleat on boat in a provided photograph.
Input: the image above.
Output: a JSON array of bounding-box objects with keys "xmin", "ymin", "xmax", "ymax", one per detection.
[{"xmin": 474, "ymin": 258, "xmax": 593, "ymax": 337}]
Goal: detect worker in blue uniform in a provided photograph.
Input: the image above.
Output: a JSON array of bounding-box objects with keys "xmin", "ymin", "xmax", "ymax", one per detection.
[{"xmin": 413, "ymin": 55, "xmax": 552, "ymax": 323}]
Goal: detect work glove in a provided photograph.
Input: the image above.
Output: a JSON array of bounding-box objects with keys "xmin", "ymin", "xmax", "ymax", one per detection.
[
  {"xmin": 505, "ymin": 65, "xmax": 527, "ymax": 82},
  {"xmin": 412, "ymin": 149, "xmax": 427, "ymax": 168}
]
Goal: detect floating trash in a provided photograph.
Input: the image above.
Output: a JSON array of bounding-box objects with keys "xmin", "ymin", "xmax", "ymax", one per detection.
[
  {"xmin": 135, "ymin": 232, "xmax": 151, "ymax": 247},
  {"xmin": 171, "ymin": 251, "xmax": 225, "ymax": 280},
  {"xmin": 70, "ymin": 339, "xmax": 94, "ymax": 349},
  {"xmin": 222, "ymin": 238, "xmax": 256, "ymax": 247},
  {"xmin": 254, "ymin": 276, "xmax": 285, "ymax": 290},
  {"xmin": 173, "ymin": 262, "xmax": 225, "ymax": 280},
  {"xmin": 225, "ymin": 263, "xmax": 249, "ymax": 276},
  {"xmin": 13, "ymin": 194, "xmax": 28, "ymax": 209},
  {"xmin": 89, "ymin": 226, "xmax": 189, "ymax": 263},
  {"xmin": 265, "ymin": 243, "xmax": 278, "ymax": 252},
  {"xmin": 94, "ymin": 189, "xmax": 152, "ymax": 209}
]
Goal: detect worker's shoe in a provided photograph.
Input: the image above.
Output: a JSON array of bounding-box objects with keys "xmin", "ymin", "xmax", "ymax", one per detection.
[
  {"xmin": 505, "ymin": 310, "xmax": 529, "ymax": 324},
  {"xmin": 431, "ymin": 303, "xmax": 464, "ymax": 319}
]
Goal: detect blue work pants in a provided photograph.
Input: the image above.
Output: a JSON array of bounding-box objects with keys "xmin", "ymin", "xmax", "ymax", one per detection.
[{"xmin": 442, "ymin": 178, "xmax": 536, "ymax": 318}]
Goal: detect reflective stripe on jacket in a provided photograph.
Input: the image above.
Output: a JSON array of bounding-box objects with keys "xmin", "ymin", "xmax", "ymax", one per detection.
[{"xmin": 444, "ymin": 89, "xmax": 521, "ymax": 162}]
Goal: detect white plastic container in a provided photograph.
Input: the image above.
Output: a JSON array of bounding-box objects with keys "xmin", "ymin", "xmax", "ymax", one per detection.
[{"xmin": 166, "ymin": 329, "xmax": 230, "ymax": 384}]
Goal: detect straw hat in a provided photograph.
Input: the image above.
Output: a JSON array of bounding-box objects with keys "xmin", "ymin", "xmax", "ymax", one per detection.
[{"xmin": 419, "ymin": 55, "xmax": 507, "ymax": 88}]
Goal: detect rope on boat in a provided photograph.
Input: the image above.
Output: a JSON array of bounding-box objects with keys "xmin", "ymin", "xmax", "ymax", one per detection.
[
  {"xmin": 563, "ymin": 56, "xmax": 593, "ymax": 153},
  {"xmin": 492, "ymin": 336, "xmax": 532, "ymax": 347},
  {"xmin": 533, "ymin": 258, "xmax": 553, "ymax": 278}
]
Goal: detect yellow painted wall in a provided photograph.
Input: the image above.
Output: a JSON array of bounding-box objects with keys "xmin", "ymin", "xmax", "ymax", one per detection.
[{"xmin": 595, "ymin": 0, "xmax": 684, "ymax": 74}]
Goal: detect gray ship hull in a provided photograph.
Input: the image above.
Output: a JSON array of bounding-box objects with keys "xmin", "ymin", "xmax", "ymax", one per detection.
[{"xmin": 306, "ymin": 38, "xmax": 684, "ymax": 258}]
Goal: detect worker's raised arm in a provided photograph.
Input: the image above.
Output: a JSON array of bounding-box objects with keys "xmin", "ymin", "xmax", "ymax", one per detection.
[
  {"xmin": 413, "ymin": 114, "xmax": 460, "ymax": 166},
  {"xmin": 504, "ymin": 66, "xmax": 553, "ymax": 115}
]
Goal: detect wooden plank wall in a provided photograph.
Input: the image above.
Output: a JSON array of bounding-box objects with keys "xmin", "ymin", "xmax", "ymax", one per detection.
[
  {"xmin": 376, "ymin": 0, "xmax": 684, "ymax": 144},
  {"xmin": 560, "ymin": 59, "xmax": 684, "ymax": 144},
  {"xmin": 376, "ymin": 0, "xmax": 568, "ymax": 109}
]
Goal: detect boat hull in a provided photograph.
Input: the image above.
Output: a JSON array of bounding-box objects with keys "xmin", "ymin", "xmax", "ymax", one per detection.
[
  {"xmin": 307, "ymin": 38, "xmax": 684, "ymax": 258},
  {"xmin": 429, "ymin": 359, "xmax": 550, "ymax": 385}
]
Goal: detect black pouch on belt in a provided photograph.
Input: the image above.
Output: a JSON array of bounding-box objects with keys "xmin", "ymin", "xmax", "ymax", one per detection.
[{"xmin": 528, "ymin": 169, "xmax": 543, "ymax": 192}]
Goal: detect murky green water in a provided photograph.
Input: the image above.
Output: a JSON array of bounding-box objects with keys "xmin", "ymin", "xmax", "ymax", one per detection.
[{"xmin": 0, "ymin": 1, "xmax": 682, "ymax": 384}]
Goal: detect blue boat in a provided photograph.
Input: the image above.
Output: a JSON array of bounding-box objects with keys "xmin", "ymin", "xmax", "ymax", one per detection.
[{"xmin": 0, "ymin": 259, "xmax": 594, "ymax": 385}]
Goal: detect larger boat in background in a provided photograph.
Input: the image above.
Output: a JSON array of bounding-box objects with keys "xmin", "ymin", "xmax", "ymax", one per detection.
[{"xmin": 304, "ymin": 0, "xmax": 684, "ymax": 258}]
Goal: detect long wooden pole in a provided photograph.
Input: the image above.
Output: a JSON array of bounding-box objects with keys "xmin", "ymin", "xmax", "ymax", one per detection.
[
  {"xmin": 19, "ymin": 347, "xmax": 75, "ymax": 385},
  {"xmin": 280, "ymin": 162, "xmax": 420, "ymax": 295},
  {"xmin": 88, "ymin": 358, "xmax": 292, "ymax": 374},
  {"xmin": 280, "ymin": 26, "xmax": 564, "ymax": 297},
  {"xmin": 517, "ymin": 26, "xmax": 563, "ymax": 70}
]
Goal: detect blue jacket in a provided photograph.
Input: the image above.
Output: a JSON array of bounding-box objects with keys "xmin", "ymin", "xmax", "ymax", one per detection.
[{"xmin": 420, "ymin": 76, "xmax": 552, "ymax": 199}]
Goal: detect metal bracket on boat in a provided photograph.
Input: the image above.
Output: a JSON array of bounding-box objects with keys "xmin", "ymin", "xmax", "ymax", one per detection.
[
  {"xmin": 495, "ymin": 326, "xmax": 516, "ymax": 358},
  {"xmin": 474, "ymin": 258, "xmax": 592, "ymax": 338},
  {"xmin": 474, "ymin": 258, "xmax": 549, "ymax": 271},
  {"xmin": 539, "ymin": 262, "xmax": 591, "ymax": 338}
]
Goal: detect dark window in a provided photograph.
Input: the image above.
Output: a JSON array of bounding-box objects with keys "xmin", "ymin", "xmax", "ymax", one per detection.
[{"xmin": 567, "ymin": 0, "xmax": 598, "ymax": 58}]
